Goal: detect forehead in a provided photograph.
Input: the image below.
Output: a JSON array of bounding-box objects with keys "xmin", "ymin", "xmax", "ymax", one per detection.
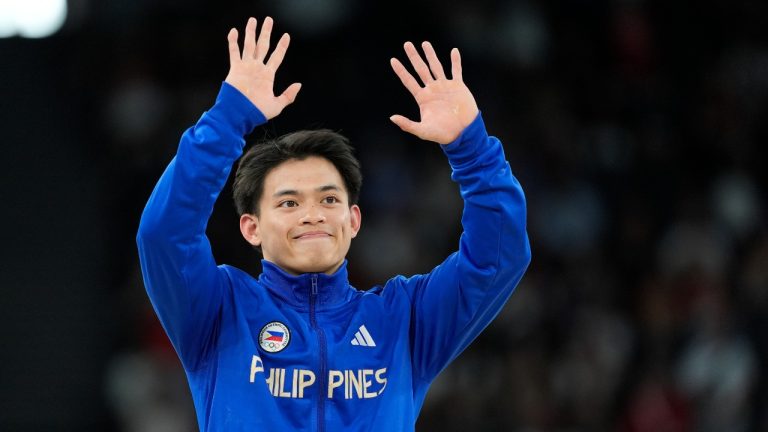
[{"xmin": 262, "ymin": 156, "xmax": 346, "ymax": 194}]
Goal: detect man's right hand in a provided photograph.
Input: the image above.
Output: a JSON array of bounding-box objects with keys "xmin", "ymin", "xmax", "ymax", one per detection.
[{"xmin": 225, "ymin": 17, "xmax": 302, "ymax": 120}]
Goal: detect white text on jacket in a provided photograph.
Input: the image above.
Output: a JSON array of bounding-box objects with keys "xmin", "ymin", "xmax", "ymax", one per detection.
[{"xmin": 250, "ymin": 355, "xmax": 388, "ymax": 399}]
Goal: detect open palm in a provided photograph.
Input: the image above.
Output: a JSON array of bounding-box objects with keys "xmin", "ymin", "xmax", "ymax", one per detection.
[
  {"xmin": 225, "ymin": 17, "xmax": 301, "ymax": 120},
  {"xmin": 390, "ymin": 42, "xmax": 479, "ymax": 145}
]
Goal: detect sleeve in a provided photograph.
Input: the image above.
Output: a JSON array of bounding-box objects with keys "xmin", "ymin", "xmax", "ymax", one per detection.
[
  {"xmin": 136, "ymin": 82, "xmax": 267, "ymax": 370},
  {"xmin": 403, "ymin": 112, "xmax": 531, "ymax": 382}
]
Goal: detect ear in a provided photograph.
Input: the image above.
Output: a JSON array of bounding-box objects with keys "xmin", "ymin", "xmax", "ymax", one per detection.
[
  {"xmin": 349, "ymin": 204, "xmax": 362, "ymax": 238},
  {"xmin": 240, "ymin": 213, "xmax": 261, "ymax": 246}
]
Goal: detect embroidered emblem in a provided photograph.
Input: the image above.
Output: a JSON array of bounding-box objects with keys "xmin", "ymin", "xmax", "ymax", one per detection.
[{"xmin": 259, "ymin": 321, "xmax": 291, "ymax": 353}]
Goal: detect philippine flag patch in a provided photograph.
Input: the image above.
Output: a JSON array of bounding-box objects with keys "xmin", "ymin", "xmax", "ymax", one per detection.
[{"xmin": 259, "ymin": 321, "xmax": 291, "ymax": 353}]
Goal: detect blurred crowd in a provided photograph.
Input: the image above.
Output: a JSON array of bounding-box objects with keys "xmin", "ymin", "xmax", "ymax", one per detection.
[{"xmin": 12, "ymin": 0, "xmax": 766, "ymax": 431}]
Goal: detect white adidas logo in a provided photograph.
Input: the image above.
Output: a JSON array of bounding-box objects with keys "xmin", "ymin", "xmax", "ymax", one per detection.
[{"xmin": 350, "ymin": 325, "xmax": 376, "ymax": 347}]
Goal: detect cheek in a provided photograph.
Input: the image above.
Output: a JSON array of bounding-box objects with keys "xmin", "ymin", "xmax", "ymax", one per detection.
[
  {"xmin": 336, "ymin": 214, "xmax": 353, "ymax": 234},
  {"xmin": 262, "ymin": 218, "xmax": 291, "ymax": 242}
]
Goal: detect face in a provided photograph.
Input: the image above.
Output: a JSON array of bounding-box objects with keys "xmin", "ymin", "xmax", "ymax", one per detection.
[{"xmin": 240, "ymin": 156, "xmax": 361, "ymax": 275}]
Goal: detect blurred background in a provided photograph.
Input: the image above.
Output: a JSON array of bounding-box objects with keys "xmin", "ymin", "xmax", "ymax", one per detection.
[{"xmin": 1, "ymin": 0, "xmax": 767, "ymax": 430}]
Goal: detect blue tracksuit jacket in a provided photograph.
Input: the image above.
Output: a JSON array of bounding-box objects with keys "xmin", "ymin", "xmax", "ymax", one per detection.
[{"xmin": 136, "ymin": 82, "xmax": 531, "ymax": 431}]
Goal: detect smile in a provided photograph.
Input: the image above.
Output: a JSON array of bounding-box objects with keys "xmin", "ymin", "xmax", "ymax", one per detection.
[{"xmin": 294, "ymin": 231, "xmax": 331, "ymax": 239}]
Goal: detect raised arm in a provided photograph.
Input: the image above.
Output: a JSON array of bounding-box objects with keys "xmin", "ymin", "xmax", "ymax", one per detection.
[
  {"xmin": 389, "ymin": 42, "xmax": 531, "ymax": 382},
  {"xmin": 136, "ymin": 17, "xmax": 299, "ymax": 370}
]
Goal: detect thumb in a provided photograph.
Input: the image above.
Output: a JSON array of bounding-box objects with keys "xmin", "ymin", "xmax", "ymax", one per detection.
[
  {"xmin": 389, "ymin": 114, "xmax": 420, "ymax": 136},
  {"xmin": 278, "ymin": 82, "xmax": 302, "ymax": 106}
]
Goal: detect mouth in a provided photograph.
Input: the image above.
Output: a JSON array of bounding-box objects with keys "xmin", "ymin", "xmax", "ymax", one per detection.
[{"xmin": 294, "ymin": 231, "xmax": 332, "ymax": 240}]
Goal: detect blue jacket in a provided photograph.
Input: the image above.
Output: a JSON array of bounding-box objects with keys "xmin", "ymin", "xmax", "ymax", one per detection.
[{"xmin": 137, "ymin": 83, "xmax": 531, "ymax": 431}]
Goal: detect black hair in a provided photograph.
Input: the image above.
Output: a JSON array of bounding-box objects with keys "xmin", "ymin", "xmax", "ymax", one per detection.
[{"xmin": 233, "ymin": 130, "xmax": 362, "ymax": 216}]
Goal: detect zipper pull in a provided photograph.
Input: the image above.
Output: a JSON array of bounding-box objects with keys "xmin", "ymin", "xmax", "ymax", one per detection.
[{"xmin": 311, "ymin": 274, "xmax": 318, "ymax": 296}]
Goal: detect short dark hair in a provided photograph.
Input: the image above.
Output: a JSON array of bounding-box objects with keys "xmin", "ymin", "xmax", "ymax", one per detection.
[{"xmin": 233, "ymin": 130, "xmax": 362, "ymax": 216}]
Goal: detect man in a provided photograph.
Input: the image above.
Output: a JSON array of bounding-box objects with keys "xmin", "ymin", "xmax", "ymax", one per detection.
[{"xmin": 137, "ymin": 16, "xmax": 530, "ymax": 431}]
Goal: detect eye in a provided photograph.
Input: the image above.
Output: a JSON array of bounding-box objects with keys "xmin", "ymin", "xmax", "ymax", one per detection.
[
  {"xmin": 279, "ymin": 200, "xmax": 298, "ymax": 208},
  {"xmin": 322, "ymin": 196, "xmax": 339, "ymax": 204}
]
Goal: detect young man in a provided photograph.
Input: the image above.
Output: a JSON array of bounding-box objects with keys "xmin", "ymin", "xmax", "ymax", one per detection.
[{"xmin": 137, "ymin": 16, "xmax": 530, "ymax": 432}]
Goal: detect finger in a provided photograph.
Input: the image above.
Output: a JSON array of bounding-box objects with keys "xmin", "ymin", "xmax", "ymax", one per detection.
[
  {"xmin": 266, "ymin": 33, "xmax": 290, "ymax": 70},
  {"xmin": 404, "ymin": 41, "xmax": 434, "ymax": 85},
  {"xmin": 227, "ymin": 28, "xmax": 240, "ymax": 65},
  {"xmin": 389, "ymin": 114, "xmax": 420, "ymax": 135},
  {"xmin": 254, "ymin": 16, "xmax": 273, "ymax": 62},
  {"xmin": 277, "ymin": 82, "xmax": 302, "ymax": 106},
  {"xmin": 451, "ymin": 48, "xmax": 462, "ymax": 81},
  {"xmin": 243, "ymin": 17, "xmax": 257, "ymax": 60},
  {"xmin": 390, "ymin": 57, "xmax": 421, "ymax": 97},
  {"xmin": 421, "ymin": 41, "xmax": 446, "ymax": 80}
]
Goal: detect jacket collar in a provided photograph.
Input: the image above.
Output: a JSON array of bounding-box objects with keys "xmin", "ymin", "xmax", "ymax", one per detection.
[{"xmin": 258, "ymin": 259, "xmax": 354, "ymax": 309}]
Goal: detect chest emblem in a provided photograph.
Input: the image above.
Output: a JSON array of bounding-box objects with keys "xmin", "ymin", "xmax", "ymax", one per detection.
[
  {"xmin": 259, "ymin": 321, "xmax": 291, "ymax": 353},
  {"xmin": 351, "ymin": 324, "xmax": 376, "ymax": 347}
]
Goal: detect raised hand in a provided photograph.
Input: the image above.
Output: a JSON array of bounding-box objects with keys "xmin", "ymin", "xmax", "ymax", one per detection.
[
  {"xmin": 225, "ymin": 17, "xmax": 301, "ymax": 120},
  {"xmin": 390, "ymin": 42, "xmax": 479, "ymax": 145}
]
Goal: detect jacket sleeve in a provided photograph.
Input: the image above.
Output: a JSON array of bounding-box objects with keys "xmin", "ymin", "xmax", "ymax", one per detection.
[
  {"xmin": 136, "ymin": 83, "xmax": 266, "ymax": 370},
  {"xmin": 403, "ymin": 112, "xmax": 531, "ymax": 382}
]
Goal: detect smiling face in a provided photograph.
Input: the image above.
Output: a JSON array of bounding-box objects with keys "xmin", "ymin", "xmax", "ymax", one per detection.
[{"xmin": 239, "ymin": 156, "xmax": 361, "ymax": 275}]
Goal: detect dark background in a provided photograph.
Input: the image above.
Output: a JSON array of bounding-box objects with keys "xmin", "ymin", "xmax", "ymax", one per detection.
[{"xmin": 1, "ymin": 1, "xmax": 767, "ymax": 430}]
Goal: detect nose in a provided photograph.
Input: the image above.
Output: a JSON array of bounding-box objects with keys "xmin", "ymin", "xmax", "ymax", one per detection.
[{"xmin": 299, "ymin": 204, "xmax": 326, "ymax": 224}]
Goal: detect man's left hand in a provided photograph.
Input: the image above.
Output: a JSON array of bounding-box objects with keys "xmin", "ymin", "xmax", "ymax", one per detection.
[{"xmin": 390, "ymin": 42, "xmax": 479, "ymax": 145}]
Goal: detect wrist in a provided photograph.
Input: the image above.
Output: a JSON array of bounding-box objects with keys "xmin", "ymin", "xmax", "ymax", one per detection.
[{"xmin": 208, "ymin": 82, "xmax": 268, "ymax": 136}]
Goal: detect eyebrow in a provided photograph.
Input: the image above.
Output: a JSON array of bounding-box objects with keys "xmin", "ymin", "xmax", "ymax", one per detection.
[{"xmin": 272, "ymin": 184, "xmax": 342, "ymax": 198}]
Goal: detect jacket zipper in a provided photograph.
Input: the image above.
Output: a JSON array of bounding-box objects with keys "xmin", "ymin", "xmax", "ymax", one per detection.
[{"xmin": 310, "ymin": 274, "xmax": 327, "ymax": 432}]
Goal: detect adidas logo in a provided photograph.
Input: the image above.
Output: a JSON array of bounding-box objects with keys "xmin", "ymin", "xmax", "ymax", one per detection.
[{"xmin": 350, "ymin": 325, "xmax": 376, "ymax": 347}]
